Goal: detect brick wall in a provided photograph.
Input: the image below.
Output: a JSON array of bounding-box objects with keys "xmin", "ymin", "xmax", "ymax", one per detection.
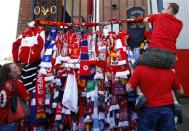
[{"xmin": 17, "ymin": 0, "xmax": 33, "ymax": 36}]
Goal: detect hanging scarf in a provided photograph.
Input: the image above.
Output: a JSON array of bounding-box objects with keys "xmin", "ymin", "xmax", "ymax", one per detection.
[
  {"xmin": 36, "ymin": 74, "xmax": 46, "ymax": 119},
  {"xmin": 80, "ymin": 34, "xmax": 91, "ymax": 78},
  {"xmin": 55, "ymin": 102, "xmax": 62, "ymax": 121}
]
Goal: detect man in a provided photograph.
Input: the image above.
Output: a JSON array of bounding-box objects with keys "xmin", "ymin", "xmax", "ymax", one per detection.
[
  {"xmin": 135, "ymin": 3, "xmax": 183, "ymax": 68},
  {"xmin": 126, "ymin": 65, "xmax": 184, "ymax": 131},
  {"xmin": 134, "ymin": 2, "xmax": 183, "ymax": 111}
]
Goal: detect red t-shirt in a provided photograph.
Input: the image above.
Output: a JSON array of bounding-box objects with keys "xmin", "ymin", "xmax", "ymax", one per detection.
[
  {"xmin": 148, "ymin": 13, "xmax": 183, "ymax": 53},
  {"xmin": 0, "ymin": 80, "xmax": 29, "ymax": 124},
  {"xmin": 127, "ymin": 65, "xmax": 182, "ymax": 106}
]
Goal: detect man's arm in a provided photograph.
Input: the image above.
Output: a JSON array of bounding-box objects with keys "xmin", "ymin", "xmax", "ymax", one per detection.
[
  {"xmin": 143, "ymin": 14, "xmax": 158, "ymax": 23},
  {"xmin": 126, "ymin": 67, "xmax": 140, "ymax": 93},
  {"xmin": 172, "ymin": 74, "xmax": 184, "ymax": 96}
]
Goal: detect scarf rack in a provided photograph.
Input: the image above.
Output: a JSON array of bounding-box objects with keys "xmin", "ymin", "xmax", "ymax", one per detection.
[{"xmin": 34, "ymin": 17, "xmax": 144, "ymax": 28}]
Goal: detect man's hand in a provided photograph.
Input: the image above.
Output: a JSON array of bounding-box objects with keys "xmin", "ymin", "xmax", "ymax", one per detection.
[
  {"xmin": 126, "ymin": 84, "xmax": 134, "ymax": 92},
  {"xmin": 176, "ymin": 88, "xmax": 184, "ymax": 96},
  {"xmin": 143, "ymin": 17, "xmax": 150, "ymax": 23},
  {"xmin": 176, "ymin": 55, "xmax": 179, "ymax": 61}
]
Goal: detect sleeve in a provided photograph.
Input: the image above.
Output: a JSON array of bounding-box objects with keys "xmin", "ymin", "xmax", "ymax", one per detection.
[
  {"xmin": 37, "ymin": 27, "xmax": 45, "ymax": 59},
  {"xmin": 16, "ymin": 80, "xmax": 29, "ymax": 100},
  {"xmin": 12, "ymin": 34, "xmax": 22, "ymax": 62},
  {"xmin": 172, "ymin": 75, "xmax": 182, "ymax": 90},
  {"xmin": 178, "ymin": 21, "xmax": 183, "ymax": 35},
  {"xmin": 147, "ymin": 14, "xmax": 159, "ymax": 22},
  {"xmin": 127, "ymin": 67, "xmax": 141, "ymax": 90}
]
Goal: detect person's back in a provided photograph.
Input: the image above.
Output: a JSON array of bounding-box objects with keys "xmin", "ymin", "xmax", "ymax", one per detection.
[
  {"xmin": 128, "ymin": 65, "xmax": 180, "ymax": 106},
  {"xmin": 126, "ymin": 65, "xmax": 183, "ymax": 131},
  {"xmin": 148, "ymin": 13, "xmax": 182, "ymax": 53},
  {"xmin": 127, "ymin": 65, "xmax": 182, "ymax": 106}
]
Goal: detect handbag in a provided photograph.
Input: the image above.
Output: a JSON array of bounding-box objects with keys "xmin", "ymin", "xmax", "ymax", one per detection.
[
  {"xmin": 173, "ymin": 103, "xmax": 183, "ymax": 125},
  {"xmin": 7, "ymin": 80, "xmax": 30, "ymax": 123}
]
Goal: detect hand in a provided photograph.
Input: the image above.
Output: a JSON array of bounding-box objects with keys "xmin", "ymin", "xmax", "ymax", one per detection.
[{"xmin": 176, "ymin": 56, "xmax": 179, "ymax": 61}]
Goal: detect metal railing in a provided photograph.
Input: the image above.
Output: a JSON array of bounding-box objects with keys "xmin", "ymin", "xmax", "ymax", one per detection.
[
  {"xmin": 32, "ymin": 0, "xmax": 148, "ymax": 26},
  {"xmin": 62, "ymin": 0, "xmax": 146, "ymax": 23}
]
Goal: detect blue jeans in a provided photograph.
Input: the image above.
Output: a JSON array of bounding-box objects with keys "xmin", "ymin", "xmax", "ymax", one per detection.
[
  {"xmin": 138, "ymin": 106, "xmax": 175, "ymax": 131},
  {"xmin": 0, "ymin": 122, "xmax": 18, "ymax": 131}
]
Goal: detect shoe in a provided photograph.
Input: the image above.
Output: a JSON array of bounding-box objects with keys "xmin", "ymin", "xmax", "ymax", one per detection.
[
  {"xmin": 173, "ymin": 103, "xmax": 183, "ymax": 125},
  {"xmin": 135, "ymin": 93, "xmax": 147, "ymax": 110}
]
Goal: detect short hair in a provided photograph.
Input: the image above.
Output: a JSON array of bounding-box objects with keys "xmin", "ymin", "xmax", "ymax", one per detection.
[{"xmin": 168, "ymin": 3, "xmax": 179, "ymax": 15}]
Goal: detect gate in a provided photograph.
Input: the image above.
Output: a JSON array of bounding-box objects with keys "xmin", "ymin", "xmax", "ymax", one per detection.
[{"xmin": 32, "ymin": 0, "xmax": 148, "ymax": 25}]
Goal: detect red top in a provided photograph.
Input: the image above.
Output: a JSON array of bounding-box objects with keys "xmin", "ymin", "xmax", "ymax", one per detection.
[
  {"xmin": 148, "ymin": 13, "xmax": 183, "ymax": 53},
  {"xmin": 127, "ymin": 65, "xmax": 182, "ymax": 106},
  {"xmin": 0, "ymin": 80, "xmax": 29, "ymax": 124}
]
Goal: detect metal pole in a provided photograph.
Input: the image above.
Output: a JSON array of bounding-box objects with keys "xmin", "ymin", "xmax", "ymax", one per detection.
[
  {"xmin": 95, "ymin": 0, "xmax": 97, "ymax": 23},
  {"xmin": 157, "ymin": 0, "xmax": 164, "ymax": 12},
  {"xmin": 110, "ymin": 0, "xmax": 113, "ymax": 20},
  {"xmin": 126, "ymin": 0, "xmax": 128, "ymax": 7},
  {"xmin": 63, "ymin": 0, "xmax": 66, "ymax": 22},
  {"xmin": 71, "ymin": 0, "xmax": 74, "ymax": 22},
  {"xmin": 32, "ymin": 0, "xmax": 36, "ymax": 20},
  {"xmin": 102, "ymin": 0, "xmax": 105, "ymax": 21},
  {"xmin": 79, "ymin": 0, "xmax": 81, "ymax": 23},
  {"xmin": 133, "ymin": 0, "xmax": 136, "ymax": 7},
  {"xmin": 87, "ymin": 0, "xmax": 88, "ymax": 21},
  {"xmin": 142, "ymin": 0, "xmax": 144, "ymax": 7},
  {"xmin": 55, "ymin": 0, "xmax": 59, "ymax": 21},
  {"xmin": 149, "ymin": 0, "xmax": 153, "ymax": 14},
  {"xmin": 110, "ymin": 0, "xmax": 113, "ymax": 31},
  {"xmin": 126, "ymin": 0, "xmax": 128, "ymax": 19},
  {"xmin": 118, "ymin": 0, "xmax": 121, "ymax": 30},
  {"xmin": 118, "ymin": 0, "xmax": 121, "ymax": 19},
  {"xmin": 94, "ymin": 0, "xmax": 97, "ymax": 31}
]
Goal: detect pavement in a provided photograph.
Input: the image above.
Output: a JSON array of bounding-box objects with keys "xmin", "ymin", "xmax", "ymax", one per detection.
[{"xmin": 177, "ymin": 98, "xmax": 189, "ymax": 131}]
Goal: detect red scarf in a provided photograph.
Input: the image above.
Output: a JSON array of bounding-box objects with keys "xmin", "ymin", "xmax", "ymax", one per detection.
[{"xmin": 36, "ymin": 74, "xmax": 46, "ymax": 119}]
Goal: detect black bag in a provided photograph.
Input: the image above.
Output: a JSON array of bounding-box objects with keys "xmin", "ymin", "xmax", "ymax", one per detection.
[
  {"xmin": 173, "ymin": 103, "xmax": 183, "ymax": 125},
  {"xmin": 8, "ymin": 81, "xmax": 30, "ymax": 123}
]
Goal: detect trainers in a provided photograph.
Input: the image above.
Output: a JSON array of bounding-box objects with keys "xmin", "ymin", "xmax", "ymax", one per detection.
[
  {"xmin": 173, "ymin": 103, "xmax": 182, "ymax": 125},
  {"xmin": 135, "ymin": 93, "xmax": 147, "ymax": 109}
]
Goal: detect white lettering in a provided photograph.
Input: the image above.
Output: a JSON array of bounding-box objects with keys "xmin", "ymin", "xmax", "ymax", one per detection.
[
  {"xmin": 130, "ymin": 10, "xmax": 144, "ymax": 15},
  {"xmin": 37, "ymin": 75, "xmax": 44, "ymax": 95}
]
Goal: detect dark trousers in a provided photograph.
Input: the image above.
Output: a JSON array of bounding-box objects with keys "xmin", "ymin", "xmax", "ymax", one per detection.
[
  {"xmin": 138, "ymin": 106, "xmax": 175, "ymax": 131},
  {"xmin": 134, "ymin": 48, "xmax": 176, "ymax": 69}
]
